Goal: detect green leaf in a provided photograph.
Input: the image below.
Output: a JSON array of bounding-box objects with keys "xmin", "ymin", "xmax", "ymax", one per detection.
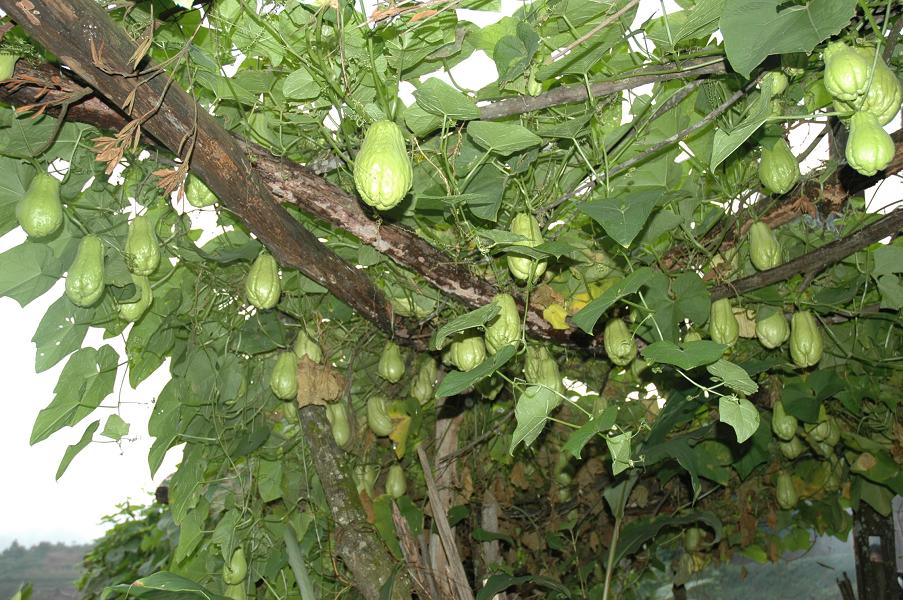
[
  {"xmin": 562, "ymin": 406, "xmax": 618, "ymax": 459},
  {"xmin": 877, "ymin": 274, "xmax": 903, "ymax": 310},
  {"xmin": 432, "ymin": 302, "xmax": 500, "ymax": 350},
  {"xmin": 642, "ymin": 340, "xmax": 725, "ymax": 370},
  {"xmin": 579, "ymin": 190, "xmax": 661, "ymax": 248},
  {"xmin": 709, "ymin": 81, "xmax": 773, "ymax": 170},
  {"xmin": 105, "ymin": 571, "xmax": 227, "ymax": 599},
  {"xmin": 872, "ymin": 245, "xmax": 903, "ymax": 277},
  {"xmin": 100, "ymin": 414, "xmax": 130, "ymax": 441},
  {"xmin": 32, "ymin": 295, "xmax": 93, "ymax": 373},
  {"xmin": 707, "ymin": 359, "xmax": 759, "ymax": 395},
  {"xmin": 467, "ymin": 121, "xmax": 541, "ymax": 156},
  {"xmin": 606, "ymin": 431, "xmax": 632, "ymax": 475},
  {"xmin": 414, "ymin": 78, "xmax": 480, "ymax": 120},
  {"xmin": 436, "ymin": 344, "xmax": 516, "ymax": 398},
  {"xmin": 510, "ymin": 385, "xmax": 561, "ymax": 454},
  {"xmin": 282, "ymin": 66, "xmax": 321, "ymax": 100},
  {"xmin": 463, "ymin": 164, "xmax": 506, "ymax": 222},
  {"xmin": 476, "ymin": 576, "xmax": 532, "ymax": 600},
  {"xmin": 0, "ymin": 242, "xmax": 62, "ymax": 307},
  {"xmin": 258, "ymin": 458, "xmax": 283, "ymax": 502},
  {"xmin": 493, "ymin": 22, "xmax": 539, "ymax": 85},
  {"xmin": 720, "ymin": 0, "xmax": 857, "ymax": 77},
  {"xmin": 55, "ymin": 420, "xmax": 99, "ymax": 480},
  {"xmin": 403, "ymin": 103, "xmax": 443, "ymax": 137},
  {"xmin": 572, "ymin": 267, "xmax": 655, "ymax": 334},
  {"xmin": 615, "ymin": 511, "xmax": 722, "ymax": 565},
  {"xmin": 673, "ymin": 0, "xmax": 724, "ymax": 45},
  {"xmin": 0, "ymin": 158, "xmax": 33, "ymax": 237},
  {"xmin": 719, "ymin": 394, "xmax": 760, "ymax": 444},
  {"xmin": 31, "ymin": 346, "xmax": 119, "ymax": 445}
]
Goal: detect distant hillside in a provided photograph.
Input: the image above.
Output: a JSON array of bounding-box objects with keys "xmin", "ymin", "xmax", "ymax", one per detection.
[{"xmin": 0, "ymin": 540, "xmax": 92, "ymax": 600}]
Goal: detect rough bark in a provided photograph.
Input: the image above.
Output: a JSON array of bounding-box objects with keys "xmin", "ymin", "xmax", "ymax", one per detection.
[
  {"xmin": 0, "ymin": 0, "xmax": 394, "ymax": 335},
  {"xmin": 852, "ymin": 502, "xmax": 899, "ymax": 600}
]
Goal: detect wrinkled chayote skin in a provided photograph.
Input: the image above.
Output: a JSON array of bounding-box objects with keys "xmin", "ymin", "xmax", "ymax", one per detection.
[
  {"xmin": 604, "ymin": 319, "xmax": 637, "ymax": 367},
  {"xmin": 222, "ymin": 547, "xmax": 247, "ymax": 585},
  {"xmin": 823, "ymin": 41, "xmax": 872, "ymax": 102},
  {"xmin": 506, "ymin": 213, "xmax": 547, "ymax": 284},
  {"xmin": 485, "ymin": 293, "xmax": 521, "ymax": 354},
  {"xmin": 367, "ymin": 395, "xmax": 394, "ymax": 436},
  {"xmin": 325, "ymin": 402, "xmax": 351, "ymax": 447},
  {"xmin": 775, "ymin": 472, "xmax": 798, "ymax": 510},
  {"xmin": 771, "ymin": 399, "xmax": 798, "ymax": 441},
  {"xmin": 245, "ymin": 252, "xmax": 281, "ymax": 310},
  {"xmin": 125, "ymin": 215, "xmax": 160, "ymax": 276},
  {"xmin": 758, "ymin": 138, "xmax": 800, "ymax": 195},
  {"xmin": 377, "ymin": 341, "xmax": 405, "ymax": 383},
  {"xmin": 66, "ymin": 235, "xmax": 106, "ymax": 307},
  {"xmin": 118, "ymin": 274, "xmax": 153, "ymax": 322},
  {"xmin": 762, "ymin": 71, "xmax": 789, "ymax": 97},
  {"xmin": 293, "ymin": 329, "xmax": 323, "ymax": 363},
  {"xmin": 755, "ymin": 307, "xmax": 789, "ymax": 349},
  {"xmin": 386, "ymin": 464, "xmax": 407, "ymax": 498},
  {"xmin": 845, "ymin": 111, "xmax": 895, "ymax": 176},
  {"xmin": 270, "ymin": 351, "xmax": 298, "ymax": 401},
  {"xmin": 709, "ymin": 298, "xmax": 739, "ymax": 347},
  {"xmin": 833, "ymin": 49, "xmax": 902, "ymax": 125},
  {"xmin": 790, "ymin": 311, "xmax": 823, "ymax": 368},
  {"xmin": 410, "ymin": 357, "xmax": 438, "ymax": 404},
  {"xmin": 748, "ymin": 221, "xmax": 782, "ymax": 271},
  {"xmin": 17, "ymin": 173, "xmax": 63, "ymax": 238},
  {"xmin": 523, "ymin": 345, "xmax": 563, "ymax": 394},
  {"xmin": 779, "ymin": 436, "xmax": 806, "ymax": 460},
  {"xmin": 449, "ymin": 332, "xmax": 486, "ymax": 372},
  {"xmin": 185, "ymin": 175, "xmax": 218, "ymax": 208},
  {"xmin": 353, "ymin": 120, "xmax": 412, "ymax": 211}
]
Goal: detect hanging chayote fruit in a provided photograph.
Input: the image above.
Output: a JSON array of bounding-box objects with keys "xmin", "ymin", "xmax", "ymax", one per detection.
[
  {"xmin": 65, "ymin": 235, "xmax": 106, "ymax": 307},
  {"xmin": 185, "ymin": 175, "xmax": 218, "ymax": 208},
  {"xmin": 755, "ymin": 307, "xmax": 789, "ymax": 349},
  {"xmin": 506, "ymin": 213, "xmax": 547, "ymax": 284},
  {"xmin": 833, "ymin": 48, "xmax": 902, "ymax": 125},
  {"xmin": 222, "ymin": 547, "xmax": 247, "ymax": 585},
  {"xmin": 523, "ymin": 345, "xmax": 563, "ymax": 394},
  {"xmin": 118, "ymin": 274, "xmax": 153, "ymax": 322},
  {"xmin": 758, "ymin": 138, "xmax": 800, "ymax": 195},
  {"xmin": 377, "ymin": 341, "xmax": 405, "ymax": 383},
  {"xmin": 270, "ymin": 351, "xmax": 298, "ymax": 401},
  {"xmin": 410, "ymin": 357, "xmax": 438, "ymax": 404},
  {"xmin": 845, "ymin": 111, "xmax": 895, "ymax": 176},
  {"xmin": 245, "ymin": 252, "xmax": 281, "ymax": 310},
  {"xmin": 17, "ymin": 172, "xmax": 63, "ymax": 238},
  {"xmin": 748, "ymin": 222, "xmax": 782, "ymax": 271},
  {"xmin": 125, "ymin": 215, "xmax": 160, "ymax": 276},
  {"xmin": 603, "ymin": 319, "xmax": 637, "ymax": 367},
  {"xmin": 367, "ymin": 395, "xmax": 394, "ymax": 436},
  {"xmin": 789, "ymin": 311, "xmax": 823, "ymax": 368},
  {"xmin": 449, "ymin": 332, "xmax": 486, "ymax": 372},
  {"xmin": 386, "ymin": 464, "xmax": 407, "ymax": 498},
  {"xmin": 779, "ymin": 436, "xmax": 806, "ymax": 460},
  {"xmin": 775, "ymin": 472, "xmax": 798, "ymax": 510},
  {"xmin": 771, "ymin": 400, "xmax": 798, "ymax": 441},
  {"xmin": 823, "ymin": 41, "xmax": 872, "ymax": 102},
  {"xmin": 353, "ymin": 120, "xmax": 412, "ymax": 211},
  {"xmin": 293, "ymin": 329, "xmax": 323, "ymax": 363},
  {"xmin": 485, "ymin": 293, "xmax": 521, "ymax": 354},
  {"xmin": 709, "ymin": 298, "xmax": 739, "ymax": 346},
  {"xmin": 325, "ymin": 402, "xmax": 351, "ymax": 448}
]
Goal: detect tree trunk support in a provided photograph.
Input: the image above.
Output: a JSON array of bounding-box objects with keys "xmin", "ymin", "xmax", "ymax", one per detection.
[{"xmin": 852, "ymin": 502, "xmax": 899, "ymax": 600}]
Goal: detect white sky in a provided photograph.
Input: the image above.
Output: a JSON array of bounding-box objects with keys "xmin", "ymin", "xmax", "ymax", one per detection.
[{"xmin": 0, "ymin": 0, "xmax": 901, "ymax": 552}]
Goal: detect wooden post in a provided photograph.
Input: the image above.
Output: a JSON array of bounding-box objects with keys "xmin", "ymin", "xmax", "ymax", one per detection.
[{"xmin": 852, "ymin": 502, "xmax": 899, "ymax": 600}]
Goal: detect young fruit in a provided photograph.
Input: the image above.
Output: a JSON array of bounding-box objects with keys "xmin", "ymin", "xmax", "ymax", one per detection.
[
  {"xmin": 775, "ymin": 472, "xmax": 798, "ymax": 510},
  {"xmin": 845, "ymin": 111, "xmax": 895, "ymax": 176},
  {"xmin": 377, "ymin": 341, "xmax": 405, "ymax": 383},
  {"xmin": 185, "ymin": 175, "xmax": 218, "ymax": 208},
  {"xmin": 410, "ymin": 357, "xmax": 438, "ymax": 404},
  {"xmin": 506, "ymin": 213, "xmax": 547, "ymax": 284},
  {"xmin": 17, "ymin": 173, "xmax": 63, "ymax": 238},
  {"xmin": 0, "ymin": 54, "xmax": 19, "ymax": 80},
  {"xmin": 523, "ymin": 345, "xmax": 563, "ymax": 394},
  {"xmin": 823, "ymin": 41, "xmax": 871, "ymax": 102},
  {"xmin": 604, "ymin": 319, "xmax": 637, "ymax": 367},
  {"xmin": 124, "ymin": 215, "xmax": 160, "ymax": 276},
  {"xmin": 709, "ymin": 299, "xmax": 739, "ymax": 347},
  {"xmin": 771, "ymin": 400, "xmax": 798, "ymax": 441},
  {"xmin": 804, "ymin": 406, "xmax": 831, "ymax": 442},
  {"xmin": 485, "ymin": 293, "xmax": 521, "ymax": 354},
  {"xmin": 758, "ymin": 138, "xmax": 800, "ymax": 195},
  {"xmin": 748, "ymin": 222, "xmax": 781, "ymax": 271},
  {"xmin": 65, "ymin": 235, "xmax": 105, "ymax": 307},
  {"xmin": 325, "ymin": 402, "xmax": 351, "ymax": 448},
  {"xmin": 293, "ymin": 329, "xmax": 323, "ymax": 363},
  {"xmin": 245, "ymin": 252, "xmax": 281, "ymax": 310},
  {"xmin": 755, "ymin": 307, "xmax": 789, "ymax": 349},
  {"xmin": 367, "ymin": 395, "xmax": 394, "ymax": 436},
  {"xmin": 386, "ymin": 464, "xmax": 407, "ymax": 498},
  {"xmin": 270, "ymin": 351, "xmax": 298, "ymax": 401},
  {"xmin": 779, "ymin": 436, "xmax": 806, "ymax": 460},
  {"xmin": 222, "ymin": 547, "xmax": 247, "ymax": 585},
  {"xmin": 118, "ymin": 274, "xmax": 153, "ymax": 322},
  {"xmin": 761, "ymin": 71, "xmax": 789, "ymax": 97},
  {"xmin": 683, "ymin": 527, "xmax": 703, "ymax": 552},
  {"xmin": 449, "ymin": 332, "xmax": 486, "ymax": 372},
  {"xmin": 790, "ymin": 311, "xmax": 823, "ymax": 368},
  {"xmin": 353, "ymin": 120, "xmax": 412, "ymax": 211}
]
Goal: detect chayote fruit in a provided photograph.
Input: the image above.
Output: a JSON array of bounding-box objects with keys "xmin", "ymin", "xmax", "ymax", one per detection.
[
  {"xmin": 353, "ymin": 464, "xmax": 379, "ymax": 497},
  {"xmin": 410, "ymin": 357, "xmax": 438, "ymax": 404},
  {"xmin": 293, "ymin": 329, "xmax": 323, "ymax": 363},
  {"xmin": 749, "ymin": 221, "xmax": 782, "ymax": 271},
  {"xmin": 845, "ymin": 111, "xmax": 895, "ymax": 176},
  {"xmin": 325, "ymin": 402, "xmax": 351, "ymax": 448},
  {"xmin": 709, "ymin": 298, "xmax": 739, "ymax": 347},
  {"xmin": 185, "ymin": 175, "xmax": 218, "ymax": 208},
  {"xmin": 0, "ymin": 53, "xmax": 19, "ymax": 80},
  {"xmin": 804, "ymin": 406, "xmax": 831, "ymax": 442},
  {"xmin": 506, "ymin": 213, "xmax": 547, "ymax": 284},
  {"xmin": 353, "ymin": 120, "xmax": 412, "ymax": 211},
  {"xmin": 775, "ymin": 472, "xmax": 798, "ymax": 510},
  {"xmin": 125, "ymin": 215, "xmax": 160, "ymax": 276},
  {"xmin": 771, "ymin": 400, "xmax": 798, "ymax": 441},
  {"xmin": 779, "ymin": 436, "xmax": 806, "ymax": 460},
  {"xmin": 367, "ymin": 395, "xmax": 394, "ymax": 436},
  {"xmin": 270, "ymin": 351, "xmax": 298, "ymax": 401},
  {"xmin": 604, "ymin": 318, "xmax": 637, "ymax": 367},
  {"xmin": 449, "ymin": 331, "xmax": 486, "ymax": 372},
  {"xmin": 485, "ymin": 293, "xmax": 521, "ymax": 354},
  {"xmin": 386, "ymin": 464, "xmax": 407, "ymax": 498},
  {"xmin": 834, "ymin": 51, "xmax": 902, "ymax": 125},
  {"xmin": 377, "ymin": 341, "xmax": 405, "ymax": 383},
  {"xmin": 523, "ymin": 345, "xmax": 563, "ymax": 394},
  {"xmin": 245, "ymin": 252, "xmax": 281, "ymax": 310},
  {"xmin": 118, "ymin": 274, "xmax": 153, "ymax": 322},
  {"xmin": 824, "ymin": 416, "xmax": 841, "ymax": 447},
  {"xmin": 17, "ymin": 173, "xmax": 63, "ymax": 239},
  {"xmin": 762, "ymin": 71, "xmax": 789, "ymax": 97},
  {"xmin": 790, "ymin": 311, "xmax": 823, "ymax": 368},
  {"xmin": 224, "ymin": 584, "xmax": 246, "ymax": 600},
  {"xmin": 684, "ymin": 527, "xmax": 703, "ymax": 552},
  {"xmin": 222, "ymin": 547, "xmax": 247, "ymax": 585},
  {"xmin": 823, "ymin": 41, "xmax": 871, "ymax": 102},
  {"xmin": 66, "ymin": 235, "xmax": 105, "ymax": 307},
  {"xmin": 756, "ymin": 307, "xmax": 789, "ymax": 349},
  {"xmin": 758, "ymin": 138, "xmax": 800, "ymax": 195}
]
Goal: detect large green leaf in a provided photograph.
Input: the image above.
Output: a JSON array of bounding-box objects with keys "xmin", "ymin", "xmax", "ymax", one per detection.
[
  {"xmin": 467, "ymin": 121, "xmax": 541, "ymax": 156},
  {"xmin": 572, "ymin": 267, "xmax": 655, "ymax": 334},
  {"xmin": 436, "ymin": 344, "xmax": 516, "ymax": 398},
  {"xmin": 0, "ymin": 242, "xmax": 63, "ymax": 307},
  {"xmin": 562, "ymin": 406, "xmax": 618, "ymax": 459},
  {"xmin": 642, "ymin": 340, "xmax": 725, "ymax": 370},
  {"xmin": 414, "ymin": 78, "xmax": 480, "ymax": 120},
  {"xmin": 0, "ymin": 158, "xmax": 33, "ymax": 237},
  {"xmin": 579, "ymin": 190, "xmax": 661, "ymax": 248},
  {"xmin": 32, "ymin": 295, "xmax": 93, "ymax": 373},
  {"xmin": 55, "ymin": 419, "xmax": 99, "ymax": 480},
  {"xmin": 510, "ymin": 385, "xmax": 561, "ymax": 454},
  {"xmin": 718, "ymin": 395, "xmax": 760, "ymax": 444},
  {"xmin": 105, "ymin": 572, "xmax": 228, "ymax": 599}
]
